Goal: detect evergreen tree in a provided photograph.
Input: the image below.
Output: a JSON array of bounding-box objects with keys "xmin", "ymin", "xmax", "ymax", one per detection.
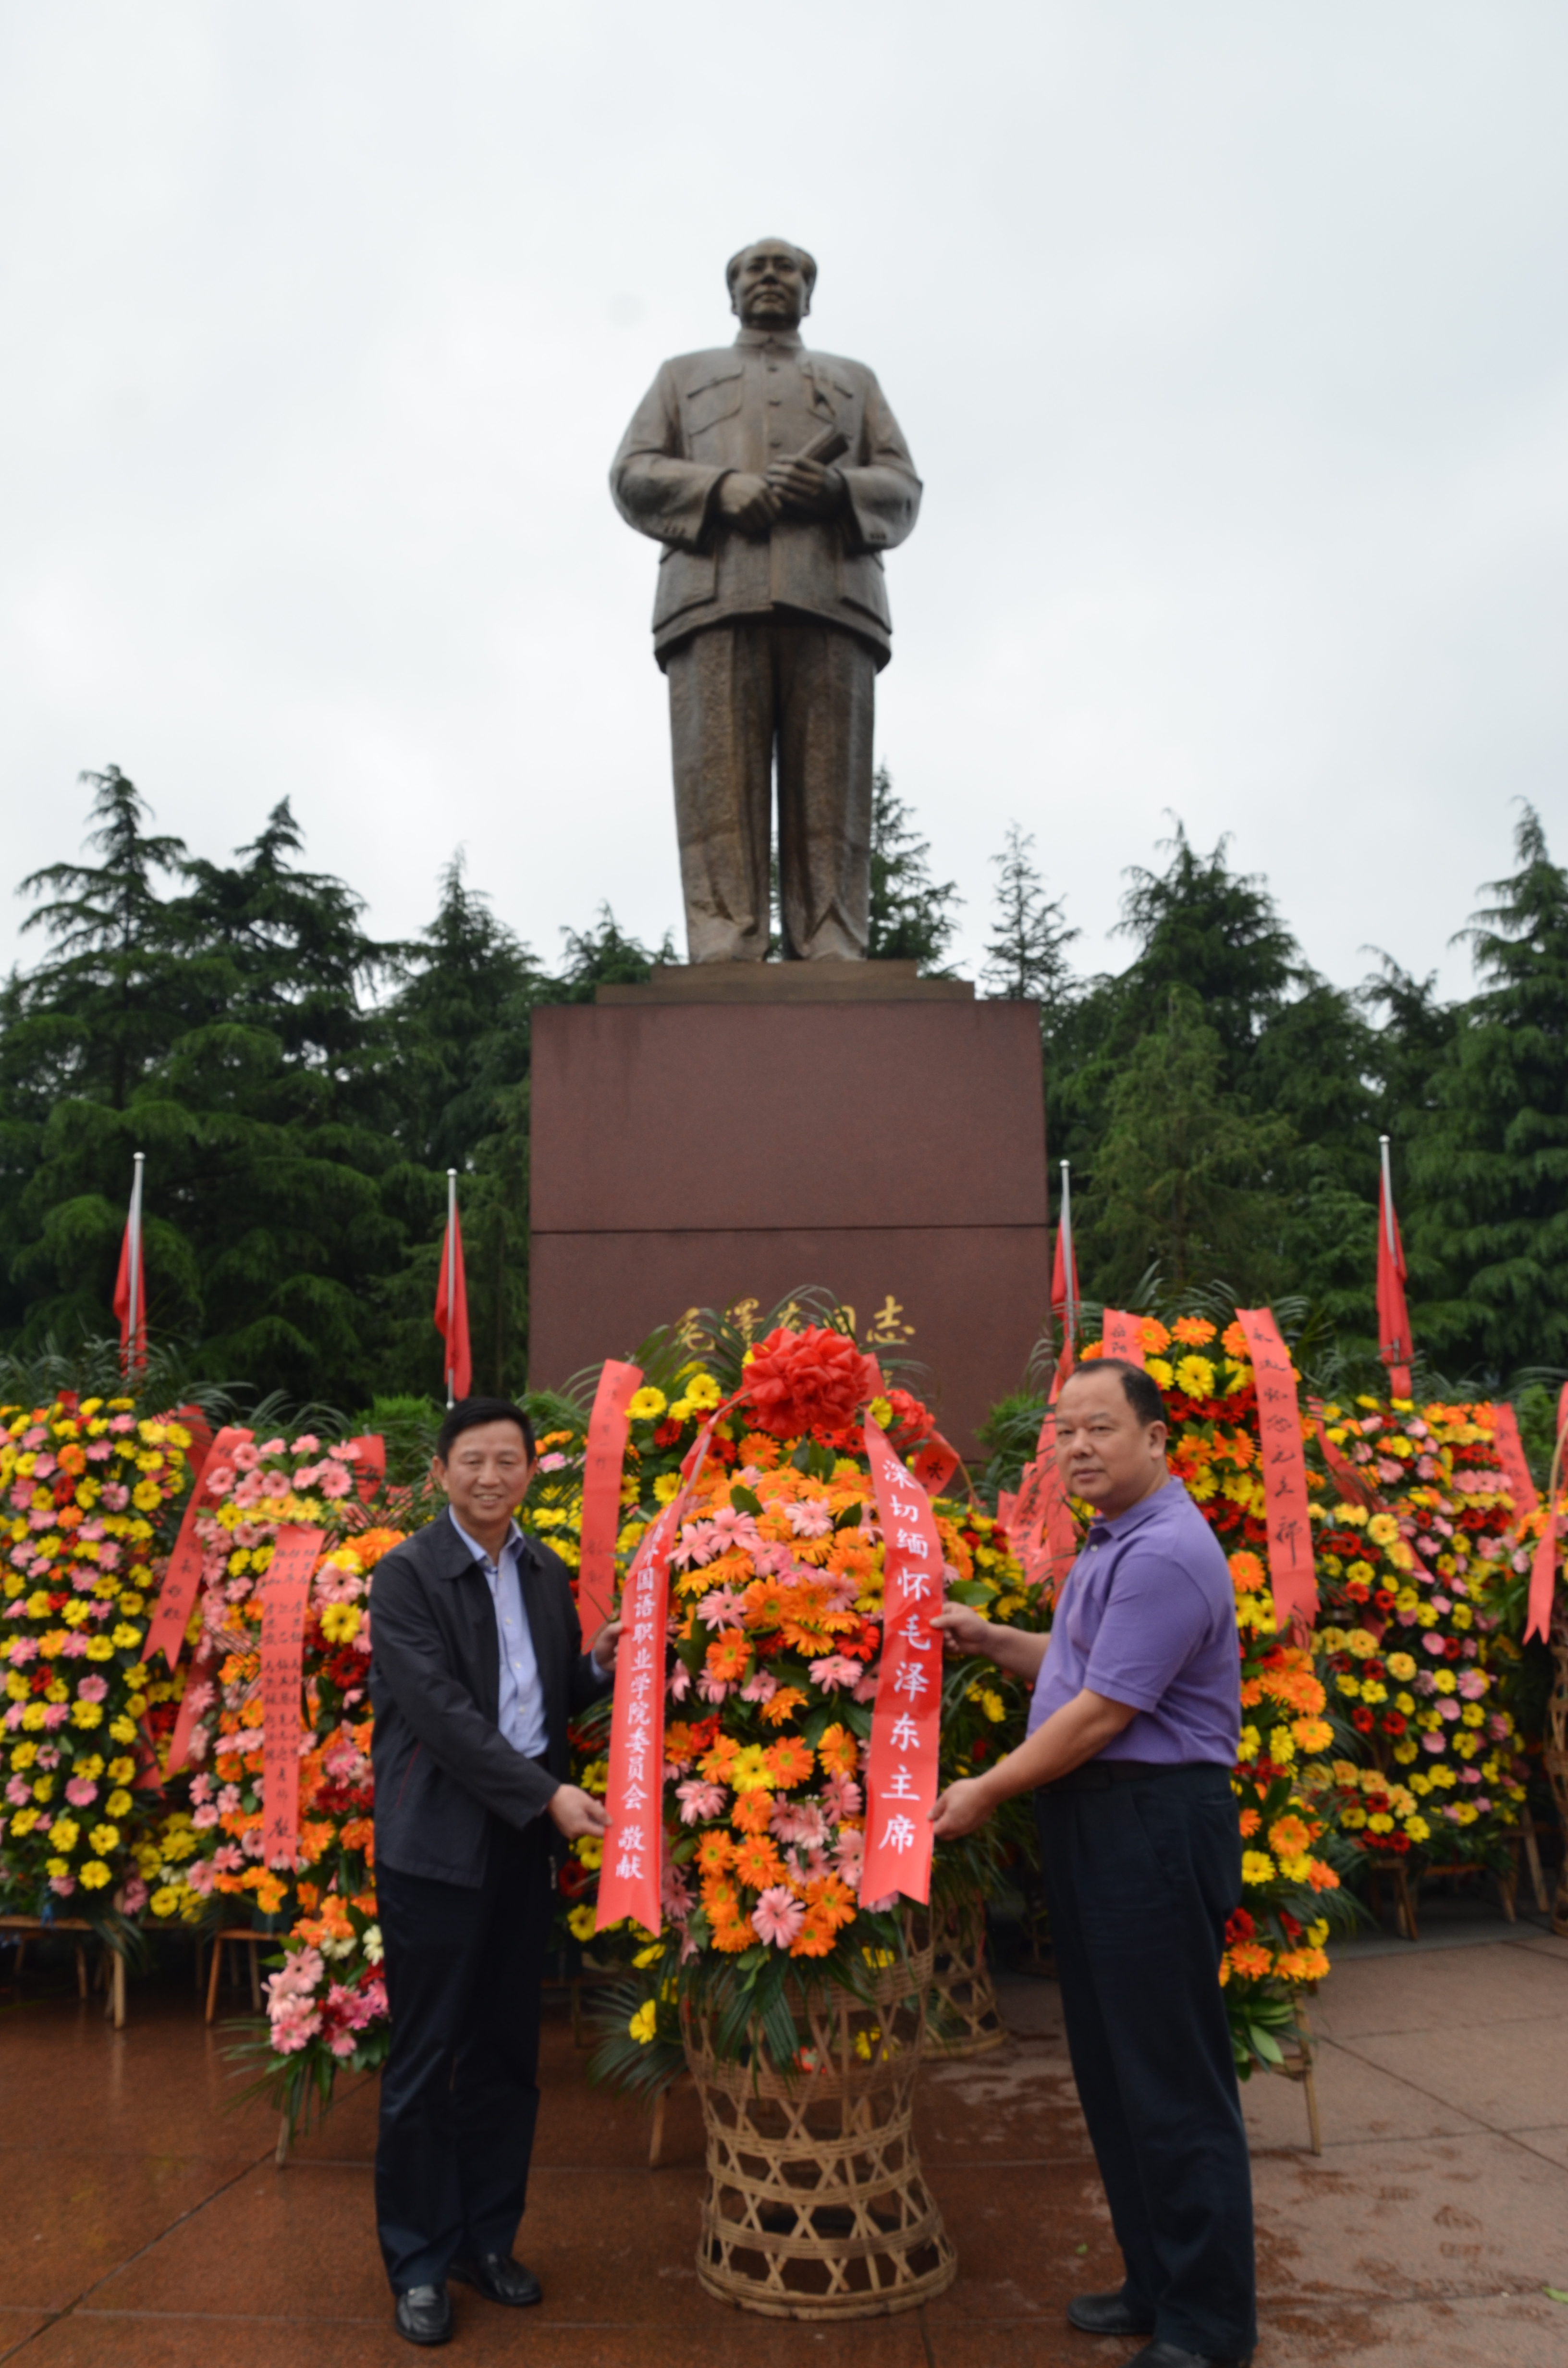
[
  {"xmin": 1409, "ymin": 805, "xmax": 1568, "ymax": 1378},
  {"xmin": 867, "ymin": 767, "xmax": 961, "ymax": 969},
  {"xmin": 981, "ymin": 822, "xmax": 1079, "ymax": 1020},
  {"xmin": 1084, "ymin": 987, "xmax": 1294, "ymax": 1301}
]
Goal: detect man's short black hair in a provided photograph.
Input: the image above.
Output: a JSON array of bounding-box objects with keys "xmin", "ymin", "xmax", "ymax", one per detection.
[
  {"xmin": 1064, "ymin": 1356, "xmax": 1168, "ymax": 1430},
  {"xmin": 435, "ymin": 1396, "xmax": 536, "ymax": 1463}
]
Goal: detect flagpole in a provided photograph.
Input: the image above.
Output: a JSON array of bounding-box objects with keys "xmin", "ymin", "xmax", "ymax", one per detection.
[
  {"xmin": 1379, "ymin": 1135, "xmax": 1396, "ymax": 1251},
  {"xmin": 1059, "ymin": 1159, "xmax": 1076, "ymax": 1357},
  {"xmin": 446, "ymin": 1169, "xmax": 458, "ymax": 1410},
  {"xmin": 125, "ymin": 1151, "xmax": 145, "ymax": 1381}
]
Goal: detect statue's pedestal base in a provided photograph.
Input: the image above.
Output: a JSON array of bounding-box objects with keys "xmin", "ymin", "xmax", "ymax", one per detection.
[{"xmin": 528, "ymin": 970, "xmax": 1049, "ymax": 1458}]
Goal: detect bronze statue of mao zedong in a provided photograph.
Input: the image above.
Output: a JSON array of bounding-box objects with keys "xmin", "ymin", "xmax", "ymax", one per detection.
[{"xmin": 610, "ymin": 240, "xmax": 922, "ymax": 963}]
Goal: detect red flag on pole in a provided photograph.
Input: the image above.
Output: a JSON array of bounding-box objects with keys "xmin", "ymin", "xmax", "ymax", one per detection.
[
  {"xmin": 435, "ymin": 1168, "xmax": 471, "ymax": 1406},
  {"xmin": 112, "ymin": 1151, "xmax": 147, "ymax": 1378},
  {"xmin": 1052, "ymin": 1160, "xmax": 1080, "ymax": 1380},
  {"xmin": 1376, "ymin": 1137, "xmax": 1412, "ymax": 1400}
]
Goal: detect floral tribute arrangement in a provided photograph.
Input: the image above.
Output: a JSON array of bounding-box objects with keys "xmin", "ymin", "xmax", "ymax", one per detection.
[
  {"xmin": 155, "ymin": 1428, "xmax": 403, "ymax": 2123},
  {"xmin": 1303, "ymin": 1398, "xmax": 1530, "ymax": 1873},
  {"xmin": 0, "ymin": 1397, "xmax": 194, "ymax": 1918},
  {"xmin": 552, "ymin": 1311, "xmax": 1042, "ymax": 2091},
  {"xmin": 1075, "ymin": 1321, "xmax": 1346, "ymax": 2072}
]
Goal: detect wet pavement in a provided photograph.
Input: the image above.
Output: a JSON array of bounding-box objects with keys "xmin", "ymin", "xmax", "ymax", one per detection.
[{"xmin": 2, "ymin": 1909, "xmax": 1566, "ymax": 2367}]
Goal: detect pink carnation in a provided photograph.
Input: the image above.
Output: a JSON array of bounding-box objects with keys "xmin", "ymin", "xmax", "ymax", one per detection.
[
  {"xmin": 318, "ymin": 1465, "xmax": 354, "ymax": 1500},
  {"xmin": 76, "ymin": 1675, "xmax": 109, "ymax": 1702},
  {"xmin": 65, "ymin": 1776, "xmax": 98, "ymax": 1807},
  {"xmin": 676, "ymin": 1779, "xmax": 725, "ymax": 1824},
  {"xmin": 231, "ymin": 1444, "xmax": 260, "ymax": 1472}
]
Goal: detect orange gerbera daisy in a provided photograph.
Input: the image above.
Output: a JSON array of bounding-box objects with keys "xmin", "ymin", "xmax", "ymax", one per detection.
[
  {"xmin": 731, "ymin": 1833, "xmax": 785, "ymax": 1890},
  {"xmin": 1172, "ymin": 1317, "xmax": 1216, "ymax": 1346},
  {"xmin": 705, "ymin": 1629, "xmax": 750, "ymax": 1684},
  {"xmin": 788, "ymin": 1906, "xmax": 840, "ymax": 1959},
  {"xmin": 818, "ymin": 1723, "xmax": 859, "ymax": 1776},
  {"xmin": 1226, "ymin": 1941, "xmax": 1273, "ymax": 1979},
  {"xmin": 763, "ymin": 1736, "xmax": 814, "ymax": 1789},
  {"xmin": 760, "ymin": 1687, "xmax": 808, "ymax": 1727},
  {"xmin": 1222, "ymin": 1320, "xmax": 1249, "ymax": 1357},
  {"xmin": 711, "ymin": 1914, "xmax": 757, "ymax": 1953},
  {"xmin": 732, "ymin": 1789, "xmax": 776, "ymax": 1836},
  {"xmin": 699, "ymin": 1735, "xmax": 740, "ymax": 1783},
  {"xmin": 701, "ymin": 1874, "xmax": 742, "ymax": 1924},
  {"xmin": 742, "ymin": 1579, "xmax": 792, "ymax": 1630},
  {"xmin": 803, "ymin": 1873, "xmax": 857, "ymax": 1928},
  {"xmin": 696, "ymin": 1830, "xmax": 736, "ymax": 1877}
]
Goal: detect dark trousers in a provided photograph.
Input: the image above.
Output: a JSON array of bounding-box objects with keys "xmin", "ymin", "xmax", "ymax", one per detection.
[
  {"xmin": 1037, "ymin": 1764, "xmax": 1257, "ymax": 2359},
  {"xmin": 665, "ymin": 620, "xmax": 876, "ymax": 962},
  {"xmin": 374, "ymin": 1817, "xmax": 552, "ymax": 2292}
]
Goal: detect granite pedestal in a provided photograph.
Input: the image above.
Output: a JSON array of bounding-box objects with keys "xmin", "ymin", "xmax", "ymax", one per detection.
[{"xmin": 527, "ymin": 963, "xmax": 1050, "ymax": 1457}]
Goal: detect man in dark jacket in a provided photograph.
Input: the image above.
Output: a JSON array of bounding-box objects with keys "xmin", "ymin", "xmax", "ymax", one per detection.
[{"xmin": 368, "ymin": 1396, "xmax": 617, "ymax": 2347}]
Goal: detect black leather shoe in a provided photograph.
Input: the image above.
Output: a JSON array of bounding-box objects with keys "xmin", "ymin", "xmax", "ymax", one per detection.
[
  {"xmin": 1068, "ymin": 2288, "xmax": 1156, "ymax": 2335},
  {"xmin": 1124, "ymin": 2342, "xmax": 1252, "ymax": 2368},
  {"xmin": 394, "ymin": 2285, "xmax": 452, "ymax": 2346},
  {"xmin": 450, "ymin": 2252, "xmax": 543, "ymax": 2308}
]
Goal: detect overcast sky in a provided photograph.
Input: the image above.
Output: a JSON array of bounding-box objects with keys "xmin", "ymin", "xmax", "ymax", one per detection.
[{"xmin": 2, "ymin": 1, "xmax": 1564, "ymax": 1003}]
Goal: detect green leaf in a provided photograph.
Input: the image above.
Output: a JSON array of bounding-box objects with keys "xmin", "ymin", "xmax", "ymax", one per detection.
[
  {"xmin": 729, "ymin": 1483, "xmax": 763, "ymax": 1517},
  {"xmin": 1544, "ymin": 2287, "xmax": 1568, "ymax": 2306}
]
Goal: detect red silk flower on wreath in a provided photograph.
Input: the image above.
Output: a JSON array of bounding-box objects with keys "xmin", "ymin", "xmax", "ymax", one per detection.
[{"xmin": 741, "ymin": 1326, "xmax": 879, "ymax": 1440}]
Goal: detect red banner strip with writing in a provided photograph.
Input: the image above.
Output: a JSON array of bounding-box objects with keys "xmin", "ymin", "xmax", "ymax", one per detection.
[
  {"xmin": 909, "ymin": 1429, "xmax": 962, "ymax": 1502},
  {"xmin": 1307, "ymin": 1406, "xmax": 1384, "ymax": 1514},
  {"xmin": 145, "ymin": 1425, "xmax": 251, "ymax": 1671},
  {"xmin": 259, "ymin": 1526, "xmax": 325, "ymax": 1868},
  {"xmin": 1236, "ymin": 1309, "xmax": 1317, "ymax": 1631},
  {"xmin": 161, "ymin": 1634, "xmax": 220, "ymax": 1780},
  {"xmin": 596, "ymin": 1404, "xmax": 731, "ymax": 1934},
  {"xmin": 1489, "ymin": 1404, "xmax": 1539, "ymax": 1528},
  {"xmin": 1100, "ymin": 1310, "xmax": 1146, "ymax": 1366},
  {"xmin": 860, "ymin": 1417, "xmax": 947, "ymax": 1907},
  {"xmin": 1526, "ymin": 1392, "xmax": 1568, "ymax": 1645},
  {"xmin": 578, "ymin": 1360, "xmax": 643, "ymax": 1634},
  {"xmin": 346, "ymin": 1434, "xmax": 385, "ymax": 1506}
]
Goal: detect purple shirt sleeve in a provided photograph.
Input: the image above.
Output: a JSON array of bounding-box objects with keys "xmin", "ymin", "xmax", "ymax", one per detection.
[{"xmin": 1081, "ymin": 1550, "xmax": 1216, "ymax": 1713}]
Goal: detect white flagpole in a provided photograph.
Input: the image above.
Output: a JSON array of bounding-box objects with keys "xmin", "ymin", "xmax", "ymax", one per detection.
[
  {"xmin": 126, "ymin": 1151, "xmax": 145, "ymax": 1371},
  {"xmin": 446, "ymin": 1168, "xmax": 458, "ymax": 1409},
  {"xmin": 1379, "ymin": 1135, "xmax": 1396, "ymax": 1252},
  {"xmin": 1060, "ymin": 1159, "xmax": 1076, "ymax": 1351}
]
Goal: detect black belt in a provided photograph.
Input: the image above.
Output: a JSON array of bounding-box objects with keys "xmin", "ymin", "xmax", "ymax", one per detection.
[{"xmin": 1041, "ymin": 1758, "xmax": 1214, "ymax": 1794}]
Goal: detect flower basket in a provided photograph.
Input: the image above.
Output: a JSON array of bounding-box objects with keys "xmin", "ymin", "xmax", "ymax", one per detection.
[
  {"xmin": 921, "ymin": 1890, "xmax": 1006, "ymax": 2059},
  {"xmin": 684, "ymin": 1928, "xmax": 956, "ymax": 2319}
]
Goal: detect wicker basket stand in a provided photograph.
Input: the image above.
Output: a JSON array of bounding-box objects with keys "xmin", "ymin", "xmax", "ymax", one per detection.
[
  {"xmin": 683, "ymin": 1936, "xmax": 957, "ymax": 2319},
  {"xmin": 923, "ymin": 1891, "xmax": 1008, "ymax": 2059}
]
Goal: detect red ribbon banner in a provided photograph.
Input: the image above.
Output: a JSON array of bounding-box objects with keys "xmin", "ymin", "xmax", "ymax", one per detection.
[
  {"xmin": 145, "ymin": 1424, "xmax": 252, "ymax": 1671},
  {"xmin": 1308, "ymin": 1403, "xmax": 1384, "ymax": 1515},
  {"xmin": 1009, "ymin": 1372, "xmax": 1078, "ymax": 1603},
  {"xmin": 1525, "ymin": 1387, "xmax": 1568, "ymax": 1646},
  {"xmin": 1489, "ymin": 1404, "xmax": 1539, "ymax": 1528},
  {"xmin": 259, "ymin": 1525, "xmax": 325, "ymax": 1868},
  {"xmin": 577, "ymin": 1360, "xmax": 643, "ymax": 1634},
  {"xmin": 909, "ymin": 1428, "xmax": 962, "ymax": 1501},
  {"xmin": 1100, "ymin": 1309, "xmax": 1147, "ymax": 1366},
  {"xmin": 1235, "ymin": 1309, "xmax": 1317, "ymax": 1632},
  {"xmin": 344, "ymin": 1434, "xmax": 386, "ymax": 1507},
  {"xmin": 860, "ymin": 1417, "xmax": 947, "ymax": 1907},
  {"xmin": 161, "ymin": 1633, "xmax": 220, "ymax": 1780},
  {"xmin": 596, "ymin": 1406, "xmax": 731, "ymax": 1934}
]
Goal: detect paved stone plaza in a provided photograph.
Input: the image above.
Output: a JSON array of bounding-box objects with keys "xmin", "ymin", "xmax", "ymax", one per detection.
[{"xmin": 3, "ymin": 1909, "xmax": 1566, "ymax": 2368}]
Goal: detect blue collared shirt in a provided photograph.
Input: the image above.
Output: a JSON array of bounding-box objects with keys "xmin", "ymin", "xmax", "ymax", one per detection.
[
  {"xmin": 1024, "ymin": 1478, "xmax": 1241, "ymax": 1765},
  {"xmin": 448, "ymin": 1509, "xmax": 548, "ymax": 1760}
]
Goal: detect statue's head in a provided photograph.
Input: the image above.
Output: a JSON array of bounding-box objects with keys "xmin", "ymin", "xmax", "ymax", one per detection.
[{"xmin": 726, "ymin": 239, "xmax": 817, "ymax": 333}]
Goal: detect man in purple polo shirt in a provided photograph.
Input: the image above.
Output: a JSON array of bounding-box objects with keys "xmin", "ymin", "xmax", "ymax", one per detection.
[{"xmin": 932, "ymin": 1357, "xmax": 1254, "ymax": 2368}]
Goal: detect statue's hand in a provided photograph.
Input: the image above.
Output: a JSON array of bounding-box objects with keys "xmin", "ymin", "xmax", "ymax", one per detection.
[
  {"xmin": 714, "ymin": 471, "xmax": 782, "ymax": 532},
  {"xmin": 765, "ymin": 459, "xmax": 846, "ymax": 519}
]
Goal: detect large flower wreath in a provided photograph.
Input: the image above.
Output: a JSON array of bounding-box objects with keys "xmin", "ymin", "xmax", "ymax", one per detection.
[
  {"xmin": 561, "ymin": 1312, "xmax": 1043, "ymax": 2092},
  {"xmin": 1302, "ymin": 1397, "xmax": 1529, "ymax": 1873},
  {"xmin": 0, "ymin": 1397, "xmax": 193, "ymax": 1918}
]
